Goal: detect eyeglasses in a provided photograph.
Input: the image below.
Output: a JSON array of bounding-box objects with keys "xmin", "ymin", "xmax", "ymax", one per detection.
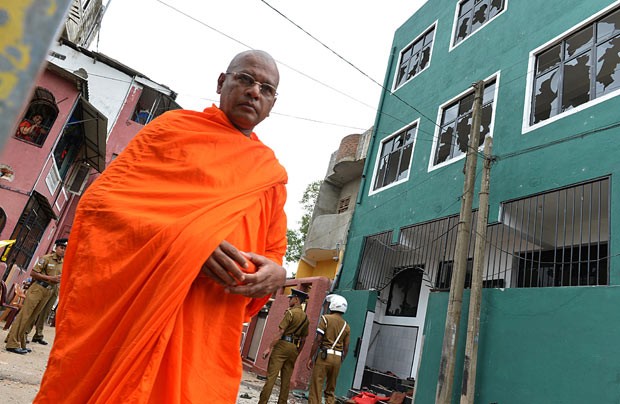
[{"xmin": 226, "ymin": 72, "xmax": 278, "ymax": 98}]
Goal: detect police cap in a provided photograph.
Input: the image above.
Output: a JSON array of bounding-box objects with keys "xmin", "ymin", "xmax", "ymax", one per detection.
[
  {"xmin": 55, "ymin": 238, "xmax": 68, "ymax": 247},
  {"xmin": 287, "ymin": 288, "xmax": 309, "ymax": 301}
]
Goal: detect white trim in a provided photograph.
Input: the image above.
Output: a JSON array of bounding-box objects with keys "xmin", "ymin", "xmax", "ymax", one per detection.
[
  {"xmin": 392, "ymin": 21, "xmax": 438, "ymax": 92},
  {"xmin": 449, "ymin": 0, "xmax": 509, "ymax": 52},
  {"xmin": 45, "ymin": 163, "xmax": 61, "ymax": 194},
  {"xmin": 522, "ymin": 0, "xmax": 620, "ymax": 134},
  {"xmin": 428, "ymin": 70, "xmax": 501, "ymax": 172},
  {"xmin": 368, "ymin": 119, "xmax": 421, "ymax": 197}
]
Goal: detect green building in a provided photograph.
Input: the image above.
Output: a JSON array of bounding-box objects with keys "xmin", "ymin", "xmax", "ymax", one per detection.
[{"xmin": 334, "ymin": 1, "xmax": 620, "ymax": 403}]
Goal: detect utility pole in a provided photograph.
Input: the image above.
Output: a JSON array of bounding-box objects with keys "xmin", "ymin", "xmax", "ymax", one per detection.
[
  {"xmin": 460, "ymin": 134, "xmax": 493, "ymax": 404},
  {"xmin": 436, "ymin": 80, "xmax": 484, "ymax": 404}
]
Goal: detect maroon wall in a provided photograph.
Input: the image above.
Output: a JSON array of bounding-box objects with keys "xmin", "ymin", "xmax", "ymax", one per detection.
[{"xmin": 252, "ymin": 276, "xmax": 332, "ymax": 390}]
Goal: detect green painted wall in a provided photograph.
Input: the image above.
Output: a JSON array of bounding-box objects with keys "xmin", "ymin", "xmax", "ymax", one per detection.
[
  {"xmin": 340, "ymin": 0, "xmax": 620, "ymax": 289},
  {"xmin": 337, "ymin": 0, "xmax": 620, "ymax": 399},
  {"xmin": 416, "ymin": 286, "xmax": 620, "ymax": 403}
]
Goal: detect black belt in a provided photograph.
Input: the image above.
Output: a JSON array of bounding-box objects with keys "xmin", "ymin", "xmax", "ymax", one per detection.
[
  {"xmin": 35, "ymin": 280, "xmax": 52, "ymax": 289},
  {"xmin": 281, "ymin": 335, "xmax": 300, "ymax": 343}
]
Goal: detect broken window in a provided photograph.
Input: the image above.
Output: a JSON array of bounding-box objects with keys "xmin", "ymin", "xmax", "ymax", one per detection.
[
  {"xmin": 385, "ymin": 266, "xmax": 424, "ymax": 317},
  {"xmin": 531, "ymin": 6, "xmax": 620, "ymax": 125},
  {"xmin": 454, "ymin": 0, "xmax": 505, "ymax": 45},
  {"xmin": 394, "ymin": 25, "xmax": 435, "ymax": 89},
  {"xmin": 372, "ymin": 124, "xmax": 417, "ymax": 191},
  {"xmin": 433, "ymin": 79, "xmax": 496, "ymax": 166}
]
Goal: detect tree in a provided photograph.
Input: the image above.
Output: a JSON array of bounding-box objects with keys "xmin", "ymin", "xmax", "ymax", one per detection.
[{"xmin": 285, "ymin": 180, "xmax": 322, "ymax": 263}]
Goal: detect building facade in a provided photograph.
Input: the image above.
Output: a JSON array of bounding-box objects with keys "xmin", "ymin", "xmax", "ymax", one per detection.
[
  {"xmin": 335, "ymin": 1, "xmax": 620, "ymax": 402},
  {"xmin": 296, "ymin": 129, "xmax": 371, "ymax": 281},
  {"xmin": 1, "ymin": 39, "xmax": 179, "ymax": 299}
]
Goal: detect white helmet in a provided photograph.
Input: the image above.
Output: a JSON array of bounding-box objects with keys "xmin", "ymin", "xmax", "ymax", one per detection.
[{"xmin": 327, "ymin": 294, "xmax": 347, "ymax": 313}]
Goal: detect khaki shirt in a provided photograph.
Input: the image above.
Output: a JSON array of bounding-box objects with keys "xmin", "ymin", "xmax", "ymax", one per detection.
[
  {"xmin": 32, "ymin": 252, "xmax": 63, "ymax": 291},
  {"xmin": 317, "ymin": 313, "xmax": 350, "ymax": 352},
  {"xmin": 279, "ymin": 305, "xmax": 309, "ymax": 338}
]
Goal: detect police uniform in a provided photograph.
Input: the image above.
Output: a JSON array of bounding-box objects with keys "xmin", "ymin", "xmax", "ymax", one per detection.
[
  {"xmin": 308, "ymin": 313, "xmax": 350, "ymax": 404},
  {"xmin": 259, "ymin": 289, "xmax": 309, "ymax": 404},
  {"xmin": 5, "ymin": 247, "xmax": 63, "ymax": 351}
]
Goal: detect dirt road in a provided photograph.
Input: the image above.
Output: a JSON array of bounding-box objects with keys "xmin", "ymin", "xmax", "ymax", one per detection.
[{"xmin": 0, "ymin": 326, "xmax": 306, "ymax": 403}]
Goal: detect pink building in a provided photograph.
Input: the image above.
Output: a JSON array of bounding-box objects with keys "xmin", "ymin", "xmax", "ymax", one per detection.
[{"xmin": 0, "ymin": 39, "xmax": 180, "ymax": 297}]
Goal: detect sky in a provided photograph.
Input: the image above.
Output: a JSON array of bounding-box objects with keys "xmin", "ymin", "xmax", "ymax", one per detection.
[{"xmin": 93, "ymin": 0, "xmax": 427, "ymax": 227}]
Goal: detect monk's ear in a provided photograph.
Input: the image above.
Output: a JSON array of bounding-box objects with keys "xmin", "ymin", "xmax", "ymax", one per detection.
[{"xmin": 216, "ymin": 73, "xmax": 226, "ymax": 94}]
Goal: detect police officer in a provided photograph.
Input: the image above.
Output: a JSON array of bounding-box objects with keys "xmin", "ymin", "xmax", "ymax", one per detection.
[
  {"xmin": 27, "ymin": 239, "xmax": 66, "ymax": 345},
  {"xmin": 258, "ymin": 288, "xmax": 309, "ymax": 404},
  {"xmin": 306, "ymin": 294, "xmax": 351, "ymax": 404},
  {"xmin": 5, "ymin": 238, "xmax": 66, "ymax": 354}
]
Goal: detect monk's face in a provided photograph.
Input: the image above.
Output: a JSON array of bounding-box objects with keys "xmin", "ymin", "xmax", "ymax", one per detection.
[{"xmin": 217, "ymin": 52, "xmax": 279, "ymax": 136}]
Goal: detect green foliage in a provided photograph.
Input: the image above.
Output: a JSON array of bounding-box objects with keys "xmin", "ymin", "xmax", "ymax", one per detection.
[
  {"xmin": 285, "ymin": 180, "xmax": 322, "ymax": 263},
  {"xmin": 285, "ymin": 229, "xmax": 303, "ymax": 263}
]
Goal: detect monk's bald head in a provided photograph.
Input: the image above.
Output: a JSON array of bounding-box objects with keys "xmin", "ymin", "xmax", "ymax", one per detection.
[
  {"xmin": 217, "ymin": 50, "xmax": 280, "ymax": 136},
  {"xmin": 226, "ymin": 50, "xmax": 280, "ymax": 87}
]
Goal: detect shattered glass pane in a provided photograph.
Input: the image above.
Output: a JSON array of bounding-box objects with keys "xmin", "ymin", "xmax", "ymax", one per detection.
[
  {"xmin": 435, "ymin": 125, "xmax": 454, "ymax": 164},
  {"xmin": 533, "ymin": 69, "xmax": 559, "ymax": 123},
  {"xmin": 405, "ymin": 127, "xmax": 416, "ymax": 145},
  {"xmin": 596, "ymin": 37, "xmax": 620, "ymax": 96},
  {"xmin": 489, "ymin": 0, "xmax": 503, "ymax": 18},
  {"xmin": 374, "ymin": 156, "xmax": 387, "ymax": 190},
  {"xmin": 383, "ymin": 137, "xmax": 395, "ymax": 156},
  {"xmin": 597, "ymin": 8, "xmax": 620, "ymax": 42},
  {"xmin": 537, "ymin": 44, "xmax": 561, "ymax": 75},
  {"xmin": 396, "ymin": 47, "xmax": 413, "ymax": 87},
  {"xmin": 562, "ymin": 53, "xmax": 592, "ymax": 111},
  {"xmin": 458, "ymin": 92, "xmax": 474, "ymax": 116},
  {"xmin": 472, "ymin": 1, "xmax": 489, "ymax": 32},
  {"xmin": 565, "ymin": 26, "xmax": 593, "ymax": 59},
  {"xmin": 398, "ymin": 143, "xmax": 413, "ymax": 181},
  {"xmin": 456, "ymin": 114, "xmax": 472, "ymax": 154},
  {"xmin": 418, "ymin": 46, "xmax": 431, "ymax": 72},
  {"xmin": 385, "ymin": 151, "xmax": 400, "ymax": 185},
  {"xmin": 480, "ymin": 103, "xmax": 492, "ymax": 142},
  {"xmin": 408, "ymin": 53, "xmax": 420, "ymax": 79},
  {"xmin": 397, "ymin": 64, "xmax": 408, "ymax": 87},
  {"xmin": 456, "ymin": 16, "xmax": 470, "ymax": 42}
]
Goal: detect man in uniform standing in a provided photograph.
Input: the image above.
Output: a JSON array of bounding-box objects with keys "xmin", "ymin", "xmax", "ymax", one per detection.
[
  {"xmin": 306, "ymin": 294, "xmax": 351, "ymax": 404},
  {"xmin": 5, "ymin": 238, "xmax": 66, "ymax": 354},
  {"xmin": 259, "ymin": 288, "xmax": 310, "ymax": 404},
  {"xmin": 26, "ymin": 249, "xmax": 62, "ymax": 345}
]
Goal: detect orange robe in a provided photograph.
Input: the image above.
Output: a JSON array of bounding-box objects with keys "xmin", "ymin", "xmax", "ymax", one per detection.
[{"xmin": 35, "ymin": 106, "xmax": 288, "ymax": 403}]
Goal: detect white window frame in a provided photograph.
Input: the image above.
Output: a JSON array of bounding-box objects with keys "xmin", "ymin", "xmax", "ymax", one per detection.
[
  {"xmin": 45, "ymin": 163, "xmax": 61, "ymax": 194},
  {"xmin": 369, "ymin": 120, "xmax": 420, "ymax": 196},
  {"xmin": 449, "ymin": 0, "xmax": 508, "ymax": 51},
  {"xmin": 392, "ymin": 22, "xmax": 437, "ymax": 91},
  {"xmin": 428, "ymin": 71, "xmax": 500, "ymax": 172},
  {"xmin": 522, "ymin": 0, "xmax": 620, "ymax": 134}
]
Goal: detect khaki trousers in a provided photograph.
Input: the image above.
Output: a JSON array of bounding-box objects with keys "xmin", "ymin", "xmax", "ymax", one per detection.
[
  {"xmin": 308, "ymin": 352, "xmax": 342, "ymax": 404},
  {"xmin": 5, "ymin": 283, "xmax": 52, "ymax": 349},
  {"xmin": 258, "ymin": 340, "xmax": 299, "ymax": 404}
]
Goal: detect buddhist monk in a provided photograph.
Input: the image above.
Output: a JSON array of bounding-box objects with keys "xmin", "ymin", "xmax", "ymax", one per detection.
[{"xmin": 35, "ymin": 50, "xmax": 288, "ymax": 403}]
